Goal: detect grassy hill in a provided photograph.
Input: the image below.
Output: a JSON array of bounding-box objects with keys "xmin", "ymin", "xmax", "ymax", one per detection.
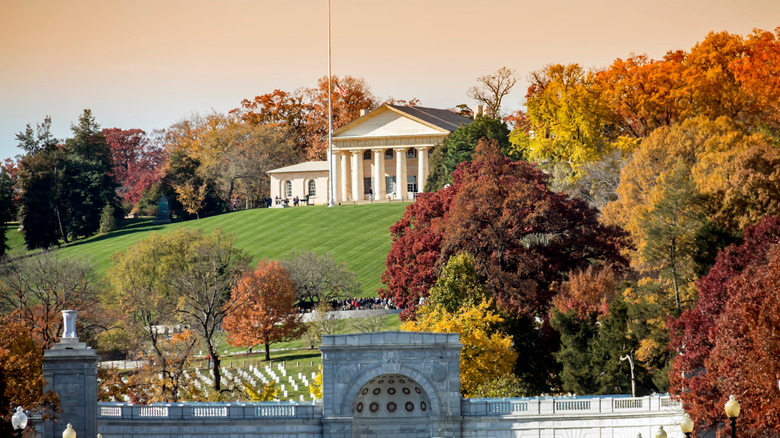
[{"xmin": 46, "ymin": 203, "xmax": 408, "ymax": 296}]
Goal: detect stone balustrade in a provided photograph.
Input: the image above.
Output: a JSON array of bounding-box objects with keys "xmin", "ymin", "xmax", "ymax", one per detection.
[
  {"xmin": 462, "ymin": 395, "xmax": 680, "ymax": 416},
  {"xmin": 98, "ymin": 401, "xmax": 321, "ymax": 421}
]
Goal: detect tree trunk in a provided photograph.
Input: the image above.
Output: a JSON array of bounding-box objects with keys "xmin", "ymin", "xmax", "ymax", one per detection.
[
  {"xmin": 670, "ymin": 236, "xmax": 681, "ymax": 312},
  {"xmin": 264, "ymin": 342, "xmax": 271, "ymax": 362},
  {"xmin": 209, "ymin": 346, "xmax": 221, "ymax": 392}
]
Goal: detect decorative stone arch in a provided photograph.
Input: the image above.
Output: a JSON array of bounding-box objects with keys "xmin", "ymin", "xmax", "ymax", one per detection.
[
  {"xmin": 319, "ymin": 332, "xmax": 462, "ymax": 438},
  {"xmin": 341, "ymin": 365, "xmax": 442, "ymax": 417}
]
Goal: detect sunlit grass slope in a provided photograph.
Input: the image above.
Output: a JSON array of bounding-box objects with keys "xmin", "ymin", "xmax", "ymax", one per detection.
[{"xmin": 55, "ymin": 203, "xmax": 408, "ymax": 296}]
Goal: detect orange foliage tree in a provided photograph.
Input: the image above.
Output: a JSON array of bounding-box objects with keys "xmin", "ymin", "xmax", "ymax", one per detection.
[
  {"xmin": 222, "ymin": 260, "xmax": 303, "ymax": 361},
  {"xmin": 0, "ymin": 314, "xmax": 60, "ymax": 431},
  {"xmin": 232, "ymin": 75, "xmax": 382, "ymax": 160}
]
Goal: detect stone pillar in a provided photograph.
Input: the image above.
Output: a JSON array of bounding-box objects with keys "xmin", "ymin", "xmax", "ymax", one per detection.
[
  {"xmin": 333, "ymin": 152, "xmax": 341, "ymax": 204},
  {"xmin": 373, "ymin": 149, "xmax": 386, "ymax": 200},
  {"xmin": 394, "ymin": 148, "xmax": 408, "ymax": 200},
  {"xmin": 43, "ymin": 310, "xmax": 98, "ymax": 438},
  {"xmin": 340, "ymin": 152, "xmax": 351, "ymax": 203},
  {"xmin": 416, "ymin": 146, "xmax": 430, "ymax": 193},
  {"xmin": 351, "ymin": 151, "xmax": 364, "ymax": 202}
]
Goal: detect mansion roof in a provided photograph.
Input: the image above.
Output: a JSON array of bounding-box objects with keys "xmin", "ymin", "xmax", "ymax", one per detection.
[
  {"xmin": 332, "ymin": 104, "xmax": 471, "ymax": 140},
  {"xmin": 267, "ymin": 161, "xmax": 328, "ymax": 174}
]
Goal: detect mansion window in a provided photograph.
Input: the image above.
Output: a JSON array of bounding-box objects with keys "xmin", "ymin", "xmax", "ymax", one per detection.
[
  {"xmin": 308, "ymin": 180, "xmax": 316, "ymax": 196},
  {"xmin": 407, "ymin": 175, "xmax": 417, "ymax": 193},
  {"xmin": 364, "ymin": 177, "xmax": 373, "ymax": 195},
  {"xmin": 406, "ymin": 148, "xmax": 417, "ymax": 159},
  {"xmin": 284, "ymin": 181, "xmax": 292, "ymax": 198},
  {"xmin": 385, "ymin": 176, "xmax": 397, "ymax": 194},
  {"xmin": 385, "ymin": 149, "xmax": 393, "ymax": 159},
  {"xmin": 363, "ymin": 150, "xmax": 371, "ymax": 160}
]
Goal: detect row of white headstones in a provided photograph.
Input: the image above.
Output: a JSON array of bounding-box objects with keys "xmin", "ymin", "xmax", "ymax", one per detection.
[{"xmin": 186, "ymin": 363, "xmax": 319, "ymax": 402}]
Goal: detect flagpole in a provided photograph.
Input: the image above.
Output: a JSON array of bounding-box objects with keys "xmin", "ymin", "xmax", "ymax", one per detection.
[{"xmin": 327, "ymin": 0, "xmax": 335, "ymax": 207}]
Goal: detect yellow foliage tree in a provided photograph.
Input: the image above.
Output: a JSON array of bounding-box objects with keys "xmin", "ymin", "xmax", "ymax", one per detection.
[
  {"xmin": 173, "ymin": 179, "xmax": 207, "ymax": 219},
  {"xmin": 309, "ymin": 365, "xmax": 323, "ymax": 401},
  {"xmin": 401, "ymin": 299, "xmax": 517, "ymax": 397}
]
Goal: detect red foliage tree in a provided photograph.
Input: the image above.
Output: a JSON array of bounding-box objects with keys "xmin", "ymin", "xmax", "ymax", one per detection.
[
  {"xmin": 379, "ymin": 185, "xmax": 457, "ymax": 319},
  {"xmin": 222, "ymin": 260, "xmax": 303, "ymax": 361},
  {"xmin": 380, "ymin": 139, "xmax": 629, "ymax": 320},
  {"xmin": 669, "ymin": 216, "xmax": 780, "ymax": 435},
  {"xmin": 103, "ymin": 128, "xmax": 167, "ymax": 204}
]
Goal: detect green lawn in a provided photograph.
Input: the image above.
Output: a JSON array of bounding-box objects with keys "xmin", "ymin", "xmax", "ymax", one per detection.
[{"xmin": 53, "ymin": 203, "xmax": 408, "ymax": 296}]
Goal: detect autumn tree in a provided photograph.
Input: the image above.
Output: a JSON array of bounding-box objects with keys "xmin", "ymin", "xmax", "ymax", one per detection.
[
  {"xmin": 669, "ymin": 216, "xmax": 780, "ymax": 435},
  {"xmin": 170, "ymin": 228, "xmax": 249, "ymax": 392},
  {"xmin": 510, "ymin": 63, "xmax": 637, "ymax": 186},
  {"xmin": 104, "ymin": 128, "xmax": 167, "ymax": 204},
  {"xmin": 106, "ymin": 229, "xmax": 196, "ymax": 400},
  {"xmin": 402, "ymin": 298, "xmax": 517, "ymax": 397},
  {"xmin": 196, "ymin": 120, "xmax": 298, "ymax": 208},
  {"xmin": 0, "ymin": 314, "xmax": 60, "ymax": 432},
  {"xmin": 233, "ymin": 75, "xmax": 381, "ymax": 160},
  {"xmin": 603, "ymin": 116, "xmax": 761, "ymax": 264},
  {"xmin": 440, "ymin": 139, "xmax": 628, "ymax": 317},
  {"xmin": 594, "ymin": 53, "xmax": 686, "ymax": 138},
  {"xmin": 731, "ymin": 27, "xmax": 780, "ymax": 129},
  {"xmin": 467, "ymin": 67, "xmax": 519, "ymax": 117},
  {"xmin": 108, "ymin": 228, "xmax": 249, "ymax": 394},
  {"xmin": 173, "ymin": 179, "xmax": 207, "ymax": 219},
  {"xmin": 382, "ymin": 139, "xmax": 629, "ymax": 391},
  {"xmin": 223, "ymin": 260, "xmax": 303, "ymax": 361},
  {"xmin": 380, "ymin": 184, "xmax": 455, "ymax": 318},
  {"xmin": 424, "ymin": 252, "xmax": 489, "ymax": 314},
  {"xmin": 0, "ymin": 251, "xmax": 100, "ymax": 349},
  {"xmin": 280, "ymin": 250, "xmax": 360, "ymax": 309},
  {"xmin": 715, "ymin": 139, "xmax": 780, "ymax": 231}
]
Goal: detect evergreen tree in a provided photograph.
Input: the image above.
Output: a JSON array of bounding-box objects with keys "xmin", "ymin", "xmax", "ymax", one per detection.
[
  {"xmin": 16, "ymin": 110, "xmax": 120, "ymax": 248},
  {"xmin": 425, "ymin": 116, "xmax": 510, "ymax": 191}
]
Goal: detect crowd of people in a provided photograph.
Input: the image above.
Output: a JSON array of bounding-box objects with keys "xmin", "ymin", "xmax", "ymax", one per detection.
[{"xmin": 296, "ymin": 297, "xmax": 398, "ymax": 313}]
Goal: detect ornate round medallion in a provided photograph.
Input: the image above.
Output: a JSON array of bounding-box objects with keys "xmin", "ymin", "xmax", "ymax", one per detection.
[
  {"xmin": 387, "ymin": 402, "xmax": 397, "ymax": 413},
  {"xmin": 405, "ymin": 402, "xmax": 415, "ymax": 412},
  {"xmin": 370, "ymin": 402, "xmax": 379, "ymax": 413}
]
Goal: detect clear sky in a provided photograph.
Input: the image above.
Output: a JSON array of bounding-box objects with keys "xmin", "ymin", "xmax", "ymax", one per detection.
[{"xmin": 1, "ymin": 0, "xmax": 778, "ymax": 161}]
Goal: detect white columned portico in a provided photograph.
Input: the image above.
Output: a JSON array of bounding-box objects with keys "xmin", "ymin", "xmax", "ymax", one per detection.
[
  {"xmin": 394, "ymin": 147, "xmax": 407, "ymax": 200},
  {"xmin": 372, "ymin": 149, "xmax": 385, "ymax": 200},
  {"xmin": 351, "ymin": 150, "xmax": 364, "ymax": 202},
  {"xmin": 416, "ymin": 146, "xmax": 430, "ymax": 193},
  {"xmin": 340, "ymin": 152, "xmax": 350, "ymax": 203}
]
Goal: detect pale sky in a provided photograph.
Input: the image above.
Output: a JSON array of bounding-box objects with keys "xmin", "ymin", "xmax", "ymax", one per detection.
[{"xmin": 1, "ymin": 0, "xmax": 778, "ymax": 161}]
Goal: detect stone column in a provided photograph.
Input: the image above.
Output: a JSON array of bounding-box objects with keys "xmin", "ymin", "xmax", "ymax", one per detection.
[
  {"xmin": 394, "ymin": 147, "xmax": 408, "ymax": 200},
  {"xmin": 416, "ymin": 146, "xmax": 430, "ymax": 193},
  {"xmin": 373, "ymin": 149, "xmax": 385, "ymax": 200},
  {"xmin": 340, "ymin": 152, "xmax": 351, "ymax": 203},
  {"xmin": 351, "ymin": 150, "xmax": 364, "ymax": 202},
  {"xmin": 42, "ymin": 310, "xmax": 98, "ymax": 438}
]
